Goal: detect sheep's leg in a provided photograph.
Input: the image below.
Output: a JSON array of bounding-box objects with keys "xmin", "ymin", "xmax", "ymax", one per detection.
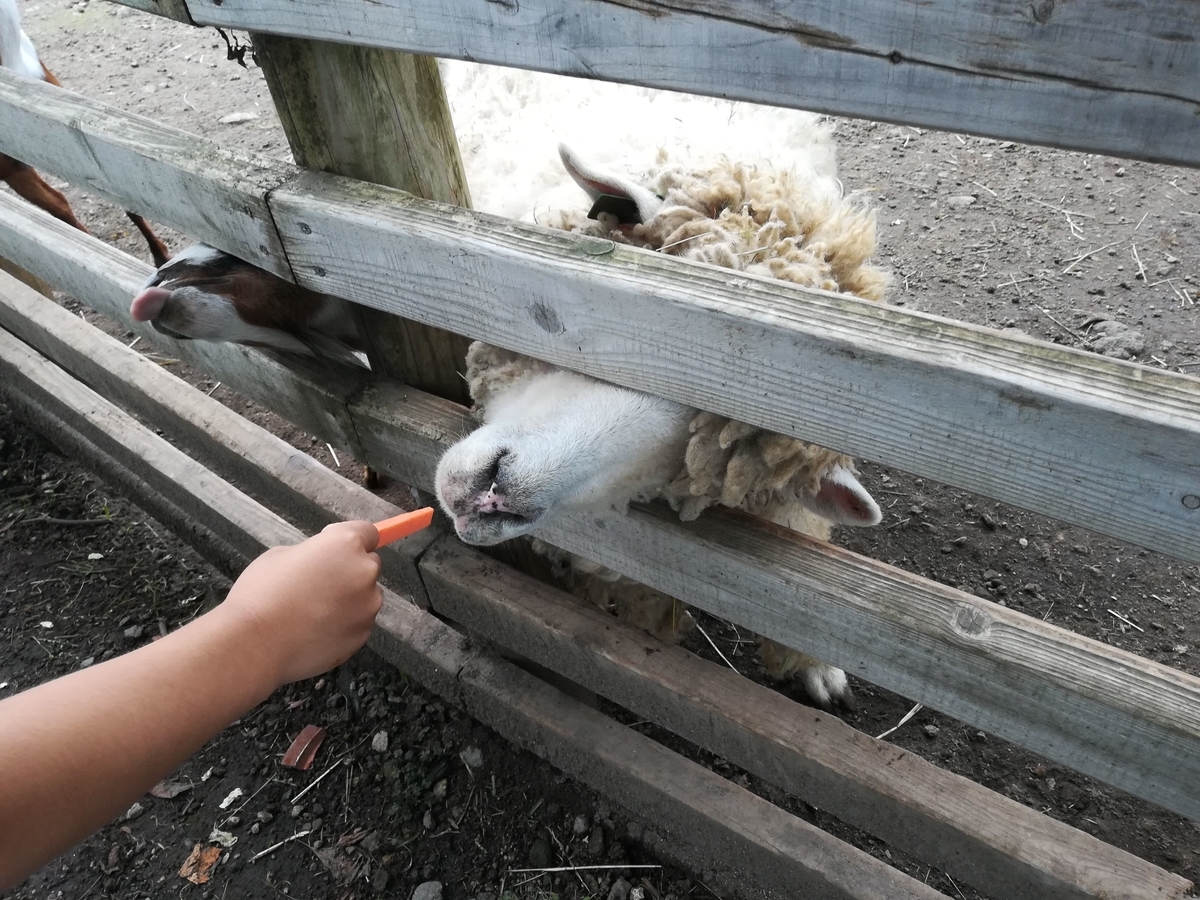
[
  {"xmin": 0, "ymin": 155, "xmax": 89, "ymax": 234},
  {"xmin": 758, "ymin": 638, "xmax": 854, "ymax": 711},
  {"xmin": 125, "ymin": 212, "xmax": 171, "ymax": 267}
]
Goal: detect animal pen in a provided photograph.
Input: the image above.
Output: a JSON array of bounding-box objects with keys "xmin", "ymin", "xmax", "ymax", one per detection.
[{"xmin": 0, "ymin": 1, "xmax": 1198, "ymax": 897}]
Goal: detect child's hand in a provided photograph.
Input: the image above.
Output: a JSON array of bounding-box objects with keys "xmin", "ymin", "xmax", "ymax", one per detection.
[{"xmin": 220, "ymin": 521, "xmax": 383, "ymax": 687}]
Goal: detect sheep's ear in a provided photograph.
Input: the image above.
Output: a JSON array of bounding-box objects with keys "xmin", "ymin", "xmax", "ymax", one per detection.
[
  {"xmin": 801, "ymin": 466, "xmax": 882, "ymax": 527},
  {"xmin": 558, "ymin": 143, "xmax": 664, "ymax": 224}
]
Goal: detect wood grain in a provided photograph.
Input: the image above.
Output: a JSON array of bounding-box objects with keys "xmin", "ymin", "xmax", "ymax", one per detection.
[
  {"xmin": 369, "ymin": 597, "xmax": 947, "ymax": 900},
  {"xmin": 271, "ymin": 172, "xmax": 1200, "ymax": 564},
  {"xmin": 0, "ymin": 68, "xmax": 291, "ymax": 276},
  {"xmin": 120, "ymin": 0, "xmax": 1200, "ymax": 167}
]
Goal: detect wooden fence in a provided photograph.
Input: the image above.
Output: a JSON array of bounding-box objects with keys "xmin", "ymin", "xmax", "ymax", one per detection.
[{"xmin": 0, "ymin": 1, "xmax": 1198, "ymax": 898}]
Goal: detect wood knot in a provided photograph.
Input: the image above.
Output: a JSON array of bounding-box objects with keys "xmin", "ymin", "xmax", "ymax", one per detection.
[
  {"xmin": 531, "ymin": 302, "xmax": 563, "ymax": 335},
  {"xmin": 1183, "ymin": 494, "xmax": 1200, "ymax": 510},
  {"xmin": 1030, "ymin": 0, "xmax": 1054, "ymax": 24},
  {"xmin": 952, "ymin": 602, "xmax": 991, "ymax": 637}
]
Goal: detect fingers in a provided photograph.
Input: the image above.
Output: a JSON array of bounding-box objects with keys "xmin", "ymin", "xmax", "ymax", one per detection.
[{"xmin": 321, "ymin": 519, "xmax": 381, "ymax": 553}]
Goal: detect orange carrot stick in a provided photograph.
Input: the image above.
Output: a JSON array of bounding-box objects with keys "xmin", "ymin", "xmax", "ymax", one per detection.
[{"xmin": 373, "ymin": 507, "xmax": 435, "ymax": 548}]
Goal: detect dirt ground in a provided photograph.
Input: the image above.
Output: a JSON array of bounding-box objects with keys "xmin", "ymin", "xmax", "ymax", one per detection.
[{"xmin": 2, "ymin": 1, "xmax": 1199, "ymax": 898}]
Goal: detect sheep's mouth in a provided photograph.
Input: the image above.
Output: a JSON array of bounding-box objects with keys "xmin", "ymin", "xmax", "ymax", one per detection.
[{"xmin": 477, "ymin": 509, "xmax": 533, "ymax": 528}]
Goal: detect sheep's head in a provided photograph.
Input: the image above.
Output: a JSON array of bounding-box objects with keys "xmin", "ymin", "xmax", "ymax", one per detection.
[
  {"xmin": 438, "ymin": 359, "xmax": 694, "ymax": 546},
  {"xmin": 434, "ymin": 427, "xmax": 561, "ymax": 546}
]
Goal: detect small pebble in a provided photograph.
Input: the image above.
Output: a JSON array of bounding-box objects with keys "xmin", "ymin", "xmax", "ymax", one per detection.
[
  {"xmin": 608, "ymin": 877, "xmax": 632, "ymax": 900},
  {"xmin": 431, "ymin": 779, "xmax": 448, "ymax": 801},
  {"xmin": 460, "ymin": 746, "xmax": 483, "ymax": 768},
  {"xmin": 371, "ymin": 731, "xmax": 389, "ymax": 753},
  {"xmin": 587, "ymin": 824, "xmax": 606, "ymax": 858},
  {"xmin": 123, "ymin": 624, "xmax": 144, "ymax": 640},
  {"xmin": 528, "ymin": 836, "xmax": 554, "ymax": 868},
  {"xmin": 411, "ymin": 881, "xmax": 442, "ymax": 900},
  {"xmin": 923, "ymin": 725, "xmax": 940, "ymax": 738},
  {"xmin": 290, "ymin": 805, "xmax": 304, "ymax": 818},
  {"xmin": 372, "ymin": 866, "xmax": 390, "ymax": 892},
  {"xmin": 124, "ymin": 802, "xmax": 145, "ymax": 821},
  {"xmin": 573, "ymin": 814, "xmax": 590, "ymax": 836}
]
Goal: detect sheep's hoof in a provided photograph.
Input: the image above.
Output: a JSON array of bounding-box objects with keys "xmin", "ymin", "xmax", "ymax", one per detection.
[
  {"xmin": 362, "ymin": 466, "xmax": 387, "ymax": 491},
  {"xmin": 802, "ymin": 663, "xmax": 856, "ymax": 712}
]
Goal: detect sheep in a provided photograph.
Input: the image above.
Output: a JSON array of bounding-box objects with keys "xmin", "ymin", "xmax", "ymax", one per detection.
[
  {"xmin": 435, "ymin": 73, "xmax": 889, "ymax": 707},
  {"xmin": 0, "ymin": 0, "xmax": 169, "ymax": 266}
]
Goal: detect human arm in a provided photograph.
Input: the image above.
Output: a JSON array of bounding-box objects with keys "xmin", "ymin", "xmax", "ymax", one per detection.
[{"xmin": 0, "ymin": 520, "xmax": 383, "ymax": 890}]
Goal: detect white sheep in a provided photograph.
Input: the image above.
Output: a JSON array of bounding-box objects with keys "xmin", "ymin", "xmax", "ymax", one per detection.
[{"xmin": 435, "ymin": 70, "xmax": 889, "ymax": 707}]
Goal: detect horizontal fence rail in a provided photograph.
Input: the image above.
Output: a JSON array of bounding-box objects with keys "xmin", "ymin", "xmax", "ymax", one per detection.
[
  {"xmin": 4, "ymin": 197, "xmax": 1200, "ymax": 823},
  {"xmin": 3, "ymin": 268, "xmax": 1188, "ymax": 899},
  {"xmin": 112, "ymin": 0, "xmax": 1200, "ymax": 169},
  {"xmin": 1, "ymin": 70, "xmax": 1198, "ymax": 564}
]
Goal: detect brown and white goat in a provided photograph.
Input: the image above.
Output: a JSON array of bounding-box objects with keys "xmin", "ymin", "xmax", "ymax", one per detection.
[
  {"xmin": 0, "ymin": 0, "xmax": 169, "ymax": 266},
  {"xmin": 130, "ymin": 244, "xmax": 363, "ymax": 361}
]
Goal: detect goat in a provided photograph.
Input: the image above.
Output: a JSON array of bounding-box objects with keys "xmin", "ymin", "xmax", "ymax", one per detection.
[{"xmin": 130, "ymin": 244, "xmax": 364, "ymax": 363}]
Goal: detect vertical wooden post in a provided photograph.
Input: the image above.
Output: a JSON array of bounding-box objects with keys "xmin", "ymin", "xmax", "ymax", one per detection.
[{"xmin": 252, "ymin": 35, "xmax": 472, "ymax": 405}]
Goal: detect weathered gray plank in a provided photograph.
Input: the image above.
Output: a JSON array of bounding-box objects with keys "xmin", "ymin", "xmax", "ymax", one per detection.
[
  {"xmin": 7, "ymin": 194, "xmax": 1200, "ymax": 821},
  {"xmin": 0, "ymin": 328, "xmax": 941, "ymax": 900},
  {"xmin": 0, "ymin": 67, "xmax": 291, "ymax": 276},
  {"xmin": 540, "ymin": 503, "xmax": 1200, "ymax": 822},
  {"xmin": 272, "ymin": 173, "xmax": 1200, "ymax": 564},
  {"xmin": 133, "ymin": 0, "xmax": 1200, "ymax": 167},
  {"xmin": 0, "ymin": 268, "xmax": 437, "ymax": 602},
  {"xmin": 419, "ymin": 536, "xmax": 1192, "ymax": 900}
]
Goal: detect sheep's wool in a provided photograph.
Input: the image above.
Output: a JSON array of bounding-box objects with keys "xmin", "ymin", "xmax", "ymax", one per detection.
[{"xmin": 464, "ymin": 151, "xmax": 888, "ymax": 525}]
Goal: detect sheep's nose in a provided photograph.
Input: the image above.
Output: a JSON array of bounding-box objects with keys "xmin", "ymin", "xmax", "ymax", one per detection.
[{"xmin": 130, "ymin": 286, "xmax": 172, "ymax": 322}]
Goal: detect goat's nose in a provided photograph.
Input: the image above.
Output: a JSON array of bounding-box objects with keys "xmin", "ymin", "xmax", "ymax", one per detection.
[{"xmin": 130, "ymin": 286, "xmax": 173, "ymax": 322}]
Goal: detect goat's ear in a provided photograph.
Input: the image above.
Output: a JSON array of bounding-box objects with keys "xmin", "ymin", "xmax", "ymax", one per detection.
[
  {"xmin": 800, "ymin": 466, "xmax": 882, "ymax": 527},
  {"xmin": 558, "ymin": 143, "xmax": 664, "ymax": 224}
]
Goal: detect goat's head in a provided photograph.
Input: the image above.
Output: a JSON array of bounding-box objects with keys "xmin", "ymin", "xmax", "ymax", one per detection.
[{"xmin": 130, "ymin": 245, "xmax": 357, "ymax": 357}]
